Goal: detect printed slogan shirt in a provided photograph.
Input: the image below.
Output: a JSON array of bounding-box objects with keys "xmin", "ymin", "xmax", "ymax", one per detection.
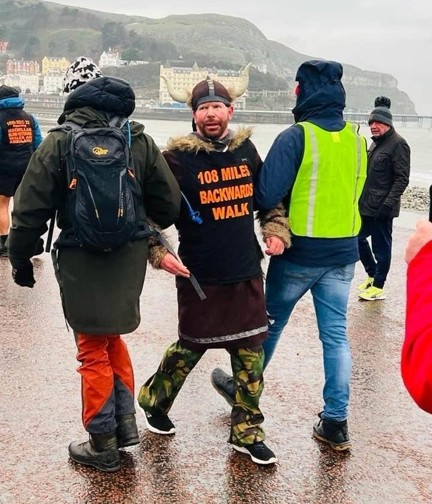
[
  {"xmin": 0, "ymin": 107, "xmax": 37, "ymax": 175},
  {"xmin": 163, "ymin": 127, "xmax": 264, "ymax": 284}
]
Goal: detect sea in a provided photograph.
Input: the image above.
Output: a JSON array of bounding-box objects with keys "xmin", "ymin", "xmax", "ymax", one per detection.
[{"xmin": 36, "ymin": 116, "xmax": 432, "ymax": 189}]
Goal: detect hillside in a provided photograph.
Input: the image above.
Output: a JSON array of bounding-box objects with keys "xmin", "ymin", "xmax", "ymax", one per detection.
[{"xmin": 0, "ymin": 0, "xmax": 416, "ymax": 113}]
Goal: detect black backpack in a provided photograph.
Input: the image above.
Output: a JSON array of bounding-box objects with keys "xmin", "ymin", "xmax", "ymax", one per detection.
[{"xmin": 52, "ymin": 117, "xmax": 143, "ymax": 252}]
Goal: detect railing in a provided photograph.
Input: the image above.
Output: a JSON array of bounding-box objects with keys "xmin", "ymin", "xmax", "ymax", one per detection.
[{"xmin": 24, "ymin": 99, "xmax": 432, "ymax": 127}]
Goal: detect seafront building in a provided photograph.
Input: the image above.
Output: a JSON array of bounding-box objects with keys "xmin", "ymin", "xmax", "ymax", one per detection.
[
  {"xmin": 2, "ymin": 56, "xmax": 247, "ymax": 107},
  {"xmin": 3, "ymin": 58, "xmax": 40, "ymax": 93},
  {"xmin": 99, "ymin": 49, "xmax": 123, "ymax": 68},
  {"xmin": 159, "ymin": 63, "xmax": 247, "ymax": 109},
  {"xmin": 2, "ymin": 56, "xmax": 70, "ymax": 94}
]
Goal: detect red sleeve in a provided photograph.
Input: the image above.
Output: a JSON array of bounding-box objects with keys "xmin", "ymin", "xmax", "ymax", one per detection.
[{"xmin": 401, "ymin": 240, "xmax": 432, "ymax": 412}]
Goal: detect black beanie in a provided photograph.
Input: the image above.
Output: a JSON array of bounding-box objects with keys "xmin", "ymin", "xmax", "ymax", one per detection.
[
  {"xmin": 0, "ymin": 85, "xmax": 19, "ymax": 100},
  {"xmin": 368, "ymin": 106, "xmax": 393, "ymax": 127}
]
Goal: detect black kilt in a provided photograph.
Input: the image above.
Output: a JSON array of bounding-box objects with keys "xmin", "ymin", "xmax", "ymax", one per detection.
[{"xmin": 177, "ymin": 276, "xmax": 268, "ymax": 351}]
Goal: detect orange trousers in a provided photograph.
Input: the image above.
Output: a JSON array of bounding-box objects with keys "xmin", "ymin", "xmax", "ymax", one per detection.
[{"xmin": 75, "ymin": 333, "xmax": 135, "ymax": 435}]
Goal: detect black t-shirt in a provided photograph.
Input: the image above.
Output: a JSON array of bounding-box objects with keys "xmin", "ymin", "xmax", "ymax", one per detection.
[{"xmin": 164, "ymin": 138, "xmax": 263, "ymax": 284}]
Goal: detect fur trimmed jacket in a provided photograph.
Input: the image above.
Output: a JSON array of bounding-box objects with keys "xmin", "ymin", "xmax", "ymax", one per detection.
[{"xmin": 149, "ymin": 127, "xmax": 290, "ymax": 272}]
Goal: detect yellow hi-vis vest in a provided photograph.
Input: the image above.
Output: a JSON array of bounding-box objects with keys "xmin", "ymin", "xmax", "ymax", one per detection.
[{"xmin": 289, "ymin": 121, "xmax": 367, "ymax": 238}]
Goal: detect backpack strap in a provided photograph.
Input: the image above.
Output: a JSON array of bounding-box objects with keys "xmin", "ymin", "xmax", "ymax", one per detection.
[
  {"xmin": 108, "ymin": 115, "xmax": 127, "ymax": 128},
  {"xmin": 108, "ymin": 115, "xmax": 131, "ymax": 147},
  {"xmin": 45, "ymin": 122, "xmax": 81, "ymax": 253}
]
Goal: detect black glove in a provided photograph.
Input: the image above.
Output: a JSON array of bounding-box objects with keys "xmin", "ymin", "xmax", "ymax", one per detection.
[
  {"xmin": 378, "ymin": 204, "xmax": 393, "ymax": 218},
  {"xmin": 33, "ymin": 237, "xmax": 45, "ymax": 256},
  {"xmin": 12, "ymin": 260, "xmax": 35, "ymax": 288}
]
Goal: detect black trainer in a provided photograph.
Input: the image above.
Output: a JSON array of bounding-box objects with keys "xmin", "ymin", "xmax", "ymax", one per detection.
[
  {"xmin": 313, "ymin": 412, "xmax": 351, "ymax": 451},
  {"xmin": 138, "ymin": 405, "xmax": 176, "ymax": 435},
  {"xmin": 210, "ymin": 368, "xmax": 235, "ymax": 406},
  {"xmin": 116, "ymin": 413, "xmax": 140, "ymax": 448},
  {"xmin": 231, "ymin": 441, "xmax": 277, "ymax": 465}
]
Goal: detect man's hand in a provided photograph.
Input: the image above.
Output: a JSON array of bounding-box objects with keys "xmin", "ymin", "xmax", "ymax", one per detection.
[
  {"xmin": 160, "ymin": 253, "xmax": 191, "ymax": 277},
  {"xmin": 378, "ymin": 204, "xmax": 393, "ymax": 218},
  {"xmin": 264, "ymin": 236, "xmax": 286, "ymax": 256},
  {"xmin": 12, "ymin": 260, "xmax": 35, "ymax": 288},
  {"xmin": 405, "ymin": 220, "xmax": 432, "ymax": 264}
]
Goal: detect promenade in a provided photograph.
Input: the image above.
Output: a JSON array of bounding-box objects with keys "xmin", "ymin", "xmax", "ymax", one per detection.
[
  {"xmin": 1, "ymin": 211, "xmax": 432, "ymax": 504},
  {"xmin": 24, "ymin": 99, "xmax": 432, "ymax": 127}
]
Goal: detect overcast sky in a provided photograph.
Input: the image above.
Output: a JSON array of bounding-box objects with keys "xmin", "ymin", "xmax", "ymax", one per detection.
[{"xmin": 48, "ymin": 0, "xmax": 432, "ymax": 114}]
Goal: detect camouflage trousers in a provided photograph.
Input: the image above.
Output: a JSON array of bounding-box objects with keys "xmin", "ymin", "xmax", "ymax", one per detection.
[{"xmin": 138, "ymin": 341, "xmax": 265, "ymax": 446}]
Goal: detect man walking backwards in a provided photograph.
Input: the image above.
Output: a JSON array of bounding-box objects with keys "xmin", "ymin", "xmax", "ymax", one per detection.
[
  {"xmin": 138, "ymin": 73, "xmax": 289, "ymax": 465},
  {"xmin": 212, "ymin": 60, "xmax": 367, "ymax": 451}
]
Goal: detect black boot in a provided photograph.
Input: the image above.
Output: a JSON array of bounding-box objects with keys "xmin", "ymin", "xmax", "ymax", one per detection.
[
  {"xmin": 68, "ymin": 433, "xmax": 120, "ymax": 472},
  {"xmin": 0, "ymin": 235, "xmax": 8, "ymax": 258},
  {"xmin": 116, "ymin": 414, "xmax": 139, "ymax": 448}
]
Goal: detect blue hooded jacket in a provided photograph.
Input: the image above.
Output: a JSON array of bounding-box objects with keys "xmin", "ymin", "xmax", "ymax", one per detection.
[{"xmin": 255, "ymin": 60, "xmax": 361, "ymax": 266}]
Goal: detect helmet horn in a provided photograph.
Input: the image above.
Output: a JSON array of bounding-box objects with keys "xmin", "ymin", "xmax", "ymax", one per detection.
[
  {"xmin": 161, "ymin": 75, "xmax": 191, "ymax": 103},
  {"xmin": 230, "ymin": 62, "xmax": 251, "ymax": 98}
]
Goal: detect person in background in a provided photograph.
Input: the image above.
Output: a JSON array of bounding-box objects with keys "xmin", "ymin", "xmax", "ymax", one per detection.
[
  {"xmin": 211, "ymin": 59, "xmax": 367, "ymax": 452},
  {"xmin": 7, "ymin": 57, "xmax": 181, "ymax": 472},
  {"xmin": 357, "ymin": 96, "xmax": 410, "ymax": 301},
  {"xmin": 138, "ymin": 72, "xmax": 290, "ymax": 465},
  {"xmin": 0, "ymin": 85, "xmax": 43, "ymax": 257},
  {"xmin": 402, "ymin": 219, "xmax": 432, "ymax": 413}
]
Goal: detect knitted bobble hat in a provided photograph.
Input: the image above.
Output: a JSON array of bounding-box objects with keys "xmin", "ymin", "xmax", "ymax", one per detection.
[
  {"xmin": 368, "ymin": 106, "xmax": 393, "ymax": 127},
  {"xmin": 63, "ymin": 56, "xmax": 102, "ymax": 94}
]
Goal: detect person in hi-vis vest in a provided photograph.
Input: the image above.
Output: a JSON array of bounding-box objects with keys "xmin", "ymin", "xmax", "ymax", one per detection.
[{"xmin": 211, "ymin": 60, "xmax": 367, "ymax": 452}]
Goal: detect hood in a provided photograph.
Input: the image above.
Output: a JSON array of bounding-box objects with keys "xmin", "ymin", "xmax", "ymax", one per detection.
[
  {"xmin": 129, "ymin": 120, "xmax": 145, "ymax": 138},
  {"xmin": 0, "ymin": 96, "xmax": 25, "ymax": 110},
  {"xmin": 55, "ymin": 107, "xmax": 145, "ymax": 148},
  {"xmin": 58, "ymin": 106, "xmax": 117, "ymax": 128},
  {"xmin": 292, "ymin": 60, "xmax": 346, "ymax": 123},
  {"xmin": 60, "ymin": 76, "xmax": 135, "ymax": 122}
]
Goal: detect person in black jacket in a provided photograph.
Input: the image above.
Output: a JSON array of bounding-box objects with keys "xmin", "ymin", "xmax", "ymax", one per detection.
[
  {"xmin": 0, "ymin": 85, "xmax": 43, "ymax": 256},
  {"xmin": 357, "ymin": 96, "xmax": 410, "ymax": 301}
]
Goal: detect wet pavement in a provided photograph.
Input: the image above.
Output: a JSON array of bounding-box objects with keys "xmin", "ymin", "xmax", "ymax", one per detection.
[{"xmin": 1, "ymin": 211, "xmax": 432, "ymax": 504}]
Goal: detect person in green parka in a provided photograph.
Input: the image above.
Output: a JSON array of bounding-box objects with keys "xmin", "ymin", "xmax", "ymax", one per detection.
[{"xmin": 7, "ymin": 57, "xmax": 181, "ymax": 473}]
